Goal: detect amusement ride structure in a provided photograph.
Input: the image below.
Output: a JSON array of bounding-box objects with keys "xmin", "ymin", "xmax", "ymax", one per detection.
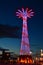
[
  {"xmin": 16, "ymin": 8, "xmax": 34, "ymax": 55},
  {"xmin": 16, "ymin": 8, "xmax": 34, "ymax": 63}
]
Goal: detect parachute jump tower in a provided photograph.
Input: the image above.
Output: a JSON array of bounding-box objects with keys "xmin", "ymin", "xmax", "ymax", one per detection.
[{"xmin": 16, "ymin": 8, "xmax": 34, "ymax": 55}]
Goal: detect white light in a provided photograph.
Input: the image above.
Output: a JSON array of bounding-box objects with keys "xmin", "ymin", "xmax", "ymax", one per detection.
[{"xmin": 30, "ymin": 51, "xmax": 32, "ymax": 54}]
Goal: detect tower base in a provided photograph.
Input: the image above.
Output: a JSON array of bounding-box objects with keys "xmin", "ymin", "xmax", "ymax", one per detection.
[{"xmin": 17, "ymin": 55, "xmax": 33, "ymax": 64}]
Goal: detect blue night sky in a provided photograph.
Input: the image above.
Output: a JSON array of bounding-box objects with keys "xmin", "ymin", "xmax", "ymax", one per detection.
[{"xmin": 0, "ymin": 0, "xmax": 43, "ymax": 54}]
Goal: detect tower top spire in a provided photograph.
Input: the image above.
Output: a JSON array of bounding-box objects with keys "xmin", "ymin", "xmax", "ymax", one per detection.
[{"xmin": 16, "ymin": 8, "xmax": 34, "ymax": 19}]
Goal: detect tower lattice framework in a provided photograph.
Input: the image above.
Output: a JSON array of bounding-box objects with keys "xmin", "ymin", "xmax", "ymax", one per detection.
[{"xmin": 16, "ymin": 8, "xmax": 34, "ymax": 55}]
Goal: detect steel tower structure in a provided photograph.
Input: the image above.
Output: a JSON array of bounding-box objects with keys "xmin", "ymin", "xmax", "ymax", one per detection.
[{"xmin": 16, "ymin": 8, "xmax": 34, "ymax": 55}]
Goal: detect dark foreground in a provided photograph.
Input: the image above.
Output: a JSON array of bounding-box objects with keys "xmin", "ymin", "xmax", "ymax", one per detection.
[{"xmin": 0, "ymin": 63, "xmax": 41, "ymax": 65}]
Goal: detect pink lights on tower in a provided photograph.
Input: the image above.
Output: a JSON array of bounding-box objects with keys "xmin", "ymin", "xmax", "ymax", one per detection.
[{"xmin": 16, "ymin": 8, "xmax": 34, "ymax": 55}]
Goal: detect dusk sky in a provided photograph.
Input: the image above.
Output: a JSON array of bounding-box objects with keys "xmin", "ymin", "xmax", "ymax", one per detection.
[{"xmin": 0, "ymin": 0, "xmax": 43, "ymax": 54}]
